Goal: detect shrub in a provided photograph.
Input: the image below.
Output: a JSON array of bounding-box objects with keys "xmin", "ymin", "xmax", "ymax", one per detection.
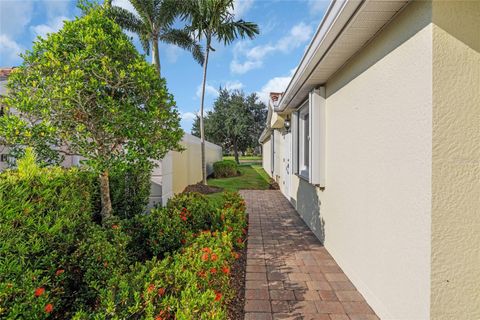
[
  {"xmin": 213, "ymin": 160, "xmax": 238, "ymax": 178},
  {"xmin": 0, "ymin": 151, "xmax": 247, "ymax": 319},
  {"xmin": 0, "ymin": 150, "xmax": 96, "ymax": 319},
  {"xmin": 90, "ymin": 231, "xmax": 236, "ymax": 319},
  {"xmin": 109, "ymin": 161, "xmax": 153, "ymax": 218},
  {"xmin": 127, "ymin": 192, "xmax": 215, "ymax": 260}
]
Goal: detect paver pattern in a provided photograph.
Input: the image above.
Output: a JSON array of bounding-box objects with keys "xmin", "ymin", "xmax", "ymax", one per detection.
[{"xmin": 240, "ymin": 190, "xmax": 379, "ymax": 320}]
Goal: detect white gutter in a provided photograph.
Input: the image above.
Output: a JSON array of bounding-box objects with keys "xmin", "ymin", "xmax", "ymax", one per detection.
[{"xmin": 276, "ymin": 0, "xmax": 364, "ymax": 112}]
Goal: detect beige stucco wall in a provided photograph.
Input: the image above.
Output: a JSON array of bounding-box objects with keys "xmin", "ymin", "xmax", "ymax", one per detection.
[
  {"xmin": 170, "ymin": 133, "xmax": 222, "ymax": 195},
  {"xmin": 149, "ymin": 133, "xmax": 222, "ymax": 207},
  {"xmin": 431, "ymin": 1, "xmax": 480, "ymax": 318},
  {"xmin": 288, "ymin": 2, "xmax": 433, "ymax": 319}
]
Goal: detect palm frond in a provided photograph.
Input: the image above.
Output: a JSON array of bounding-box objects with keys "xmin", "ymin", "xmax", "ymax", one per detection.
[{"xmin": 159, "ymin": 28, "xmax": 205, "ymax": 65}]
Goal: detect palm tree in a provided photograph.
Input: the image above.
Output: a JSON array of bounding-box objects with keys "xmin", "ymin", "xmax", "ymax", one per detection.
[
  {"xmin": 183, "ymin": 0, "xmax": 259, "ymax": 184},
  {"xmin": 108, "ymin": 0, "xmax": 204, "ymax": 76}
]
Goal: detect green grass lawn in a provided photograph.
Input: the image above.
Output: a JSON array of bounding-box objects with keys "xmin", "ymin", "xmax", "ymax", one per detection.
[
  {"xmin": 223, "ymin": 155, "xmax": 262, "ymax": 162},
  {"xmin": 206, "ymin": 164, "xmax": 270, "ymax": 204}
]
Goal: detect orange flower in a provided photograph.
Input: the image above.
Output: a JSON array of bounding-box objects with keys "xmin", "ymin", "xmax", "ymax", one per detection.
[
  {"xmin": 198, "ymin": 270, "xmax": 206, "ymax": 278},
  {"xmin": 201, "ymin": 253, "xmax": 209, "ymax": 261},
  {"xmin": 211, "ymin": 253, "xmax": 218, "ymax": 261},
  {"xmin": 202, "ymin": 247, "xmax": 211, "ymax": 253},
  {"xmin": 44, "ymin": 303, "xmax": 53, "ymax": 313},
  {"xmin": 233, "ymin": 252, "xmax": 240, "ymax": 260},
  {"xmin": 34, "ymin": 287, "xmax": 45, "ymax": 297},
  {"xmin": 158, "ymin": 287, "xmax": 166, "ymax": 297},
  {"xmin": 222, "ymin": 266, "xmax": 230, "ymax": 275},
  {"xmin": 210, "ymin": 268, "xmax": 217, "ymax": 274},
  {"xmin": 147, "ymin": 284, "xmax": 155, "ymax": 293},
  {"xmin": 237, "ymin": 238, "xmax": 243, "ymax": 244},
  {"xmin": 214, "ymin": 292, "xmax": 222, "ymax": 302},
  {"xmin": 55, "ymin": 269, "xmax": 65, "ymax": 276},
  {"xmin": 112, "ymin": 225, "xmax": 119, "ymax": 229}
]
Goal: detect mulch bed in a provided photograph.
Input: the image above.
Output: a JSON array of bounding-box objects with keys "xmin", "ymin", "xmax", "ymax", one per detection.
[
  {"xmin": 183, "ymin": 183, "xmax": 223, "ymax": 194},
  {"xmin": 227, "ymin": 230, "xmax": 247, "ymax": 320}
]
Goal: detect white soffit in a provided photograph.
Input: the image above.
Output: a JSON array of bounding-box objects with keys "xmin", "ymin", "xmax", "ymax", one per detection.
[{"xmin": 278, "ymin": 0, "xmax": 409, "ymax": 112}]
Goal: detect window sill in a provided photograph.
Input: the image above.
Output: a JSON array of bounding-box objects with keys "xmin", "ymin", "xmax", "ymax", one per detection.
[{"xmin": 296, "ymin": 173, "xmax": 309, "ymax": 182}]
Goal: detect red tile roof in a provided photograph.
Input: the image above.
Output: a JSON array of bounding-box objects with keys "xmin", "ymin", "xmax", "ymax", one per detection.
[{"xmin": 0, "ymin": 67, "xmax": 16, "ymax": 81}]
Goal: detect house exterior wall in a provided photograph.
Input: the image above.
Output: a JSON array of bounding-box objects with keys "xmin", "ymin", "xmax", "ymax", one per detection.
[
  {"xmin": 431, "ymin": 1, "xmax": 480, "ymax": 318},
  {"xmin": 263, "ymin": 2, "xmax": 434, "ymax": 319},
  {"xmin": 262, "ymin": 138, "xmax": 272, "ymax": 177}
]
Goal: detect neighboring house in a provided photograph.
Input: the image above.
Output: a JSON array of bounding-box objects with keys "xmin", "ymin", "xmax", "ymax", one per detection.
[
  {"xmin": 0, "ymin": 67, "xmax": 222, "ymax": 207},
  {"xmin": 260, "ymin": 1, "xmax": 479, "ymax": 320}
]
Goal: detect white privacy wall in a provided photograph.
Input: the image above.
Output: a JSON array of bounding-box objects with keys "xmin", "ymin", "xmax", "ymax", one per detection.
[{"xmin": 317, "ymin": 2, "xmax": 433, "ymax": 319}]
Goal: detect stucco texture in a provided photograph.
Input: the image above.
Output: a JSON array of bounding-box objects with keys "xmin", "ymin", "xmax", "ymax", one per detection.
[{"xmin": 431, "ymin": 1, "xmax": 480, "ymax": 318}]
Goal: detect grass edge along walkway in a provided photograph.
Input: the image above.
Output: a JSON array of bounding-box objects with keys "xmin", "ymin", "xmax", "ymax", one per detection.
[{"xmin": 206, "ymin": 164, "xmax": 270, "ymax": 205}]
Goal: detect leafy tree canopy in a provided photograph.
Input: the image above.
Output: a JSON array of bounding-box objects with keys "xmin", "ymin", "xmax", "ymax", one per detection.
[
  {"xmin": 192, "ymin": 88, "xmax": 266, "ymax": 163},
  {"xmin": 0, "ymin": 5, "xmax": 183, "ymax": 219}
]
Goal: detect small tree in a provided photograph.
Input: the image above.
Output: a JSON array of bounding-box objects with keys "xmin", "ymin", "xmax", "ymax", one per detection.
[{"xmin": 0, "ymin": 6, "xmax": 183, "ymax": 221}]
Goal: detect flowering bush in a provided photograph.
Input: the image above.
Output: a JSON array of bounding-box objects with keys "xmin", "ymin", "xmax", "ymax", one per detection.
[
  {"xmin": 0, "ymin": 150, "xmax": 247, "ymax": 319},
  {"xmin": 0, "ymin": 150, "xmax": 97, "ymax": 319}
]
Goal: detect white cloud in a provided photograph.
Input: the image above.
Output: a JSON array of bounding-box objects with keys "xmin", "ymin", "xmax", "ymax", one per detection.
[
  {"xmin": 112, "ymin": 0, "xmax": 136, "ymax": 13},
  {"xmin": 0, "ymin": 34, "xmax": 24, "ymax": 64},
  {"xmin": 230, "ymin": 22, "xmax": 313, "ymax": 74},
  {"xmin": 30, "ymin": 16, "xmax": 69, "ymax": 39},
  {"xmin": 181, "ymin": 111, "xmax": 197, "ymax": 121},
  {"xmin": 0, "ymin": 1, "xmax": 34, "ymax": 36},
  {"xmin": 231, "ymin": 0, "xmax": 254, "ymax": 18},
  {"xmin": 43, "ymin": 0, "xmax": 71, "ymax": 19},
  {"xmin": 165, "ymin": 44, "xmax": 182, "ymax": 63},
  {"xmin": 308, "ymin": 0, "xmax": 330, "ymax": 15},
  {"xmin": 224, "ymin": 80, "xmax": 244, "ymax": 91},
  {"xmin": 256, "ymin": 69, "xmax": 296, "ymax": 104},
  {"xmin": 196, "ymin": 83, "xmax": 219, "ymax": 98}
]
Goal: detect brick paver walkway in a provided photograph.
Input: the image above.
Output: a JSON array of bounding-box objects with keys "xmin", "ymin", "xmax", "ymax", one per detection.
[{"xmin": 240, "ymin": 190, "xmax": 379, "ymax": 320}]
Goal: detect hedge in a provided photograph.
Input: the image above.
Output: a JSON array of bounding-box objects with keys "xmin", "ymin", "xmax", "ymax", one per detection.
[
  {"xmin": 213, "ymin": 160, "xmax": 239, "ymax": 178},
  {"xmin": 0, "ymin": 151, "xmax": 247, "ymax": 319}
]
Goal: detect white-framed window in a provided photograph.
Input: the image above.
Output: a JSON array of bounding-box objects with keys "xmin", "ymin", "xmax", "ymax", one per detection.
[
  {"xmin": 297, "ymin": 102, "xmax": 309, "ymax": 179},
  {"xmin": 292, "ymin": 88, "xmax": 326, "ymax": 187}
]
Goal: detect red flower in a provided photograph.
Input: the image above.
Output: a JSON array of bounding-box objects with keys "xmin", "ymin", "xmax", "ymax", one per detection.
[
  {"xmin": 55, "ymin": 269, "xmax": 65, "ymax": 276},
  {"xmin": 210, "ymin": 268, "xmax": 217, "ymax": 274},
  {"xmin": 198, "ymin": 270, "xmax": 206, "ymax": 278},
  {"xmin": 34, "ymin": 287, "xmax": 45, "ymax": 297},
  {"xmin": 202, "ymin": 247, "xmax": 211, "ymax": 253},
  {"xmin": 214, "ymin": 292, "xmax": 222, "ymax": 302},
  {"xmin": 237, "ymin": 238, "xmax": 243, "ymax": 244},
  {"xmin": 233, "ymin": 252, "xmax": 240, "ymax": 260},
  {"xmin": 158, "ymin": 287, "xmax": 166, "ymax": 297},
  {"xmin": 112, "ymin": 225, "xmax": 119, "ymax": 229},
  {"xmin": 44, "ymin": 303, "xmax": 53, "ymax": 313},
  {"xmin": 222, "ymin": 266, "xmax": 230, "ymax": 275},
  {"xmin": 201, "ymin": 253, "xmax": 209, "ymax": 261},
  {"xmin": 181, "ymin": 239, "xmax": 186, "ymax": 244},
  {"xmin": 227, "ymin": 226, "xmax": 233, "ymax": 232},
  {"xmin": 211, "ymin": 253, "xmax": 218, "ymax": 261},
  {"xmin": 180, "ymin": 216, "xmax": 187, "ymax": 221},
  {"xmin": 147, "ymin": 284, "xmax": 155, "ymax": 293}
]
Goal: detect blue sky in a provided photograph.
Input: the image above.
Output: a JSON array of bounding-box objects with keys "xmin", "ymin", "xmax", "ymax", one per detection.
[{"xmin": 0, "ymin": 0, "xmax": 328, "ymax": 132}]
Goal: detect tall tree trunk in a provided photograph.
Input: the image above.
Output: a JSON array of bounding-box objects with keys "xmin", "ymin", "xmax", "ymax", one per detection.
[
  {"xmin": 233, "ymin": 139, "xmax": 239, "ymax": 164},
  {"xmin": 99, "ymin": 170, "xmax": 113, "ymax": 221},
  {"xmin": 199, "ymin": 39, "xmax": 210, "ymax": 185},
  {"xmin": 152, "ymin": 37, "xmax": 161, "ymax": 76}
]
